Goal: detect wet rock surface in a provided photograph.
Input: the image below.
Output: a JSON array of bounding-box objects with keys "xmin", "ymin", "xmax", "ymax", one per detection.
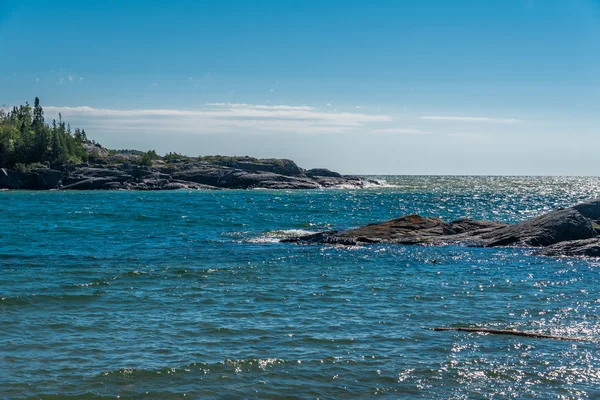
[{"xmin": 283, "ymin": 198, "xmax": 600, "ymax": 257}]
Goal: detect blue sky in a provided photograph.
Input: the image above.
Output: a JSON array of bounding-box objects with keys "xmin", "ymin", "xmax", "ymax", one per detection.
[{"xmin": 1, "ymin": 0, "xmax": 599, "ymax": 174}]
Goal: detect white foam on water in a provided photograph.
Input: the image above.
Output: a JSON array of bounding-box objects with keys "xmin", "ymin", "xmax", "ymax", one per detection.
[{"xmin": 244, "ymin": 229, "xmax": 316, "ymax": 243}]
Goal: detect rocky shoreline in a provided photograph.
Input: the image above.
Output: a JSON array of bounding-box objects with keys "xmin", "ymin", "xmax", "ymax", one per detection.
[
  {"xmin": 283, "ymin": 198, "xmax": 600, "ymax": 257},
  {"xmin": 0, "ymin": 156, "xmax": 378, "ymax": 191}
]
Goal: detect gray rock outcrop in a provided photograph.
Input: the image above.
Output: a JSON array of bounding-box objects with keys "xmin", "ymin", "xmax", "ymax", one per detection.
[
  {"xmin": 283, "ymin": 198, "xmax": 600, "ymax": 258},
  {"xmin": 0, "ymin": 168, "xmax": 62, "ymax": 190},
  {"xmin": 0, "ymin": 156, "xmax": 373, "ymax": 191}
]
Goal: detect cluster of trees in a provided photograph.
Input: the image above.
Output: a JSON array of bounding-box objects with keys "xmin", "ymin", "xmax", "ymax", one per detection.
[{"xmin": 0, "ymin": 98, "xmax": 88, "ymax": 168}]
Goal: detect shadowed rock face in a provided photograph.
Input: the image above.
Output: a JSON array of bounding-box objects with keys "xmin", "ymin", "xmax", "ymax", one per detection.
[
  {"xmin": 0, "ymin": 168, "xmax": 62, "ymax": 190},
  {"xmin": 283, "ymin": 198, "xmax": 600, "ymax": 257},
  {"xmin": 480, "ymin": 208, "xmax": 596, "ymax": 247}
]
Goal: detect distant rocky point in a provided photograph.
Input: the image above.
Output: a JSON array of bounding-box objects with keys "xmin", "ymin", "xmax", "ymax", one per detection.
[
  {"xmin": 0, "ymin": 145, "xmax": 378, "ymax": 191},
  {"xmin": 283, "ymin": 198, "xmax": 600, "ymax": 258}
]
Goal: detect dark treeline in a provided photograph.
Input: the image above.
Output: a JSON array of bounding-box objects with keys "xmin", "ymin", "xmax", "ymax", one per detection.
[{"xmin": 0, "ymin": 98, "xmax": 89, "ymax": 168}]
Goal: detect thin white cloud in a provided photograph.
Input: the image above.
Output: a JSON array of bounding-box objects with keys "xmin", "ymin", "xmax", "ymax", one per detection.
[
  {"xmin": 448, "ymin": 133, "xmax": 483, "ymax": 140},
  {"xmin": 68, "ymin": 75, "xmax": 74, "ymax": 82},
  {"xmin": 44, "ymin": 103, "xmax": 393, "ymax": 135},
  {"xmin": 371, "ymin": 128, "xmax": 429, "ymax": 135},
  {"xmin": 421, "ymin": 116, "xmax": 521, "ymax": 123},
  {"xmin": 206, "ymin": 103, "xmax": 315, "ymax": 111}
]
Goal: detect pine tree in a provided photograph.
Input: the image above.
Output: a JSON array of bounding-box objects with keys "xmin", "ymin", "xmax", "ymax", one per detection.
[{"xmin": 33, "ymin": 97, "xmax": 44, "ymax": 126}]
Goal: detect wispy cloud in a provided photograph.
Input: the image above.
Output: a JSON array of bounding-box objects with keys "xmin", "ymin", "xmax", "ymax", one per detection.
[
  {"xmin": 371, "ymin": 128, "xmax": 429, "ymax": 135},
  {"xmin": 447, "ymin": 133, "xmax": 484, "ymax": 140},
  {"xmin": 44, "ymin": 103, "xmax": 393, "ymax": 135},
  {"xmin": 205, "ymin": 103, "xmax": 315, "ymax": 111},
  {"xmin": 421, "ymin": 116, "xmax": 521, "ymax": 123}
]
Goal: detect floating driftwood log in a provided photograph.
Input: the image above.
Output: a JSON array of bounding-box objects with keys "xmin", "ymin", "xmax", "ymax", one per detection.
[{"xmin": 431, "ymin": 327, "xmax": 589, "ymax": 341}]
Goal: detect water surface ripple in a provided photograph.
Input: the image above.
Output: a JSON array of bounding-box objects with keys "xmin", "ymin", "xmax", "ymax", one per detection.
[{"xmin": 2, "ymin": 176, "xmax": 600, "ymax": 399}]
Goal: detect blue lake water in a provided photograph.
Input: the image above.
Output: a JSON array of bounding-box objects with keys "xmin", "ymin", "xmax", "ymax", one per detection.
[{"xmin": 2, "ymin": 176, "xmax": 600, "ymax": 399}]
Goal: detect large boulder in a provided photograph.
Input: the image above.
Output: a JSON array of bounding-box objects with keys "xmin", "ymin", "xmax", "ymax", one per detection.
[
  {"xmin": 83, "ymin": 143, "xmax": 110, "ymax": 159},
  {"xmin": 570, "ymin": 198, "xmax": 600, "ymax": 221},
  {"xmin": 481, "ymin": 208, "xmax": 596, "ymax": 247},
  {"xmin": 305, "ymin": 168, "xmax": 342, "ymax": 178}
]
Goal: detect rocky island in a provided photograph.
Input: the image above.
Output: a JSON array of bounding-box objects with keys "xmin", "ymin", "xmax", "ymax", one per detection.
[
  {"xmin": 283, "ymin": 198, "xmax": 600, "ymax": 257},
  {"xmin": 0, "ymin": 152, "xmax": 377, "ymax": 191},
  {"xmin": 0, "ymin": 98, "xmax": 376, "ymax": 191}
]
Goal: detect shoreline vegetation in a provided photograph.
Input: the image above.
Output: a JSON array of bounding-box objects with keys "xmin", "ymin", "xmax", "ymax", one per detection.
[{"xmin": 0, "ymin": 98, "xmax": 377, "ymax": 191}]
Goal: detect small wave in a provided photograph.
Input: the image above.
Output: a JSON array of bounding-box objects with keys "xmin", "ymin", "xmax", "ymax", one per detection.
[
  {"xmin": 0, "ymin": 292, "xmax": 105, "ymax": 307},
  {"xmin": 363, "ymin": 178, "xmax": 398, "ymax": 188},
  {"xmin": 328, "ymin": 178, "xmax": 398, "ymax": 190},
  {"xmin": 244, "ymin": 229, "xmax": 316, "ymax": 243},
  {"xmin": 99, "ymin": 358, "xmax": 290, "ymax": 379}
]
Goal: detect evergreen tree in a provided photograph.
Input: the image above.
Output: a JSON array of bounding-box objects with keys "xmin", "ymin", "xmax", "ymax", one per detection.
[
  {"xmin": 33, "ymin": 97, "xmax": 44, "ymax": 126},
  {"xmin": 0, "ymin": 98, "xmax": 88, "ymax": 168}
]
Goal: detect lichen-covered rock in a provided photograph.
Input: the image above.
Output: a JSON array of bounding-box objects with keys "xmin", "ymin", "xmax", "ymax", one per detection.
[{"xmin": 83, "ymin": 143, "xmax": 110, "ymax": 159}]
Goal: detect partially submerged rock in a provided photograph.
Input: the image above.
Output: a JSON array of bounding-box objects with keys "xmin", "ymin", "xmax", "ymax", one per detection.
[
  {"xmin": 283, "ymin": 198, "xmax": 600, "ymax": 258},
  {"xmin": 540, "ymin": 238, "xmax": 600, "ymax": 257},
  {"xmin": 282, "ymin": 215, "xmax": 508, "ymax": 246}
]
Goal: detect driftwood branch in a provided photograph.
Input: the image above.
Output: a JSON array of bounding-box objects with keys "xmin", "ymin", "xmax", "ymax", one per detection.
[{"xmin": 431, "ymin": 327, "xmax": 589, "ymax": 341}]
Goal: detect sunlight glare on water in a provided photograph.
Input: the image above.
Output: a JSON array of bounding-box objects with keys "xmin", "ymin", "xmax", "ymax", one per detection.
[{"xmin": 1, "ymin": 176, "xmax": 600, "ymax": 399}]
